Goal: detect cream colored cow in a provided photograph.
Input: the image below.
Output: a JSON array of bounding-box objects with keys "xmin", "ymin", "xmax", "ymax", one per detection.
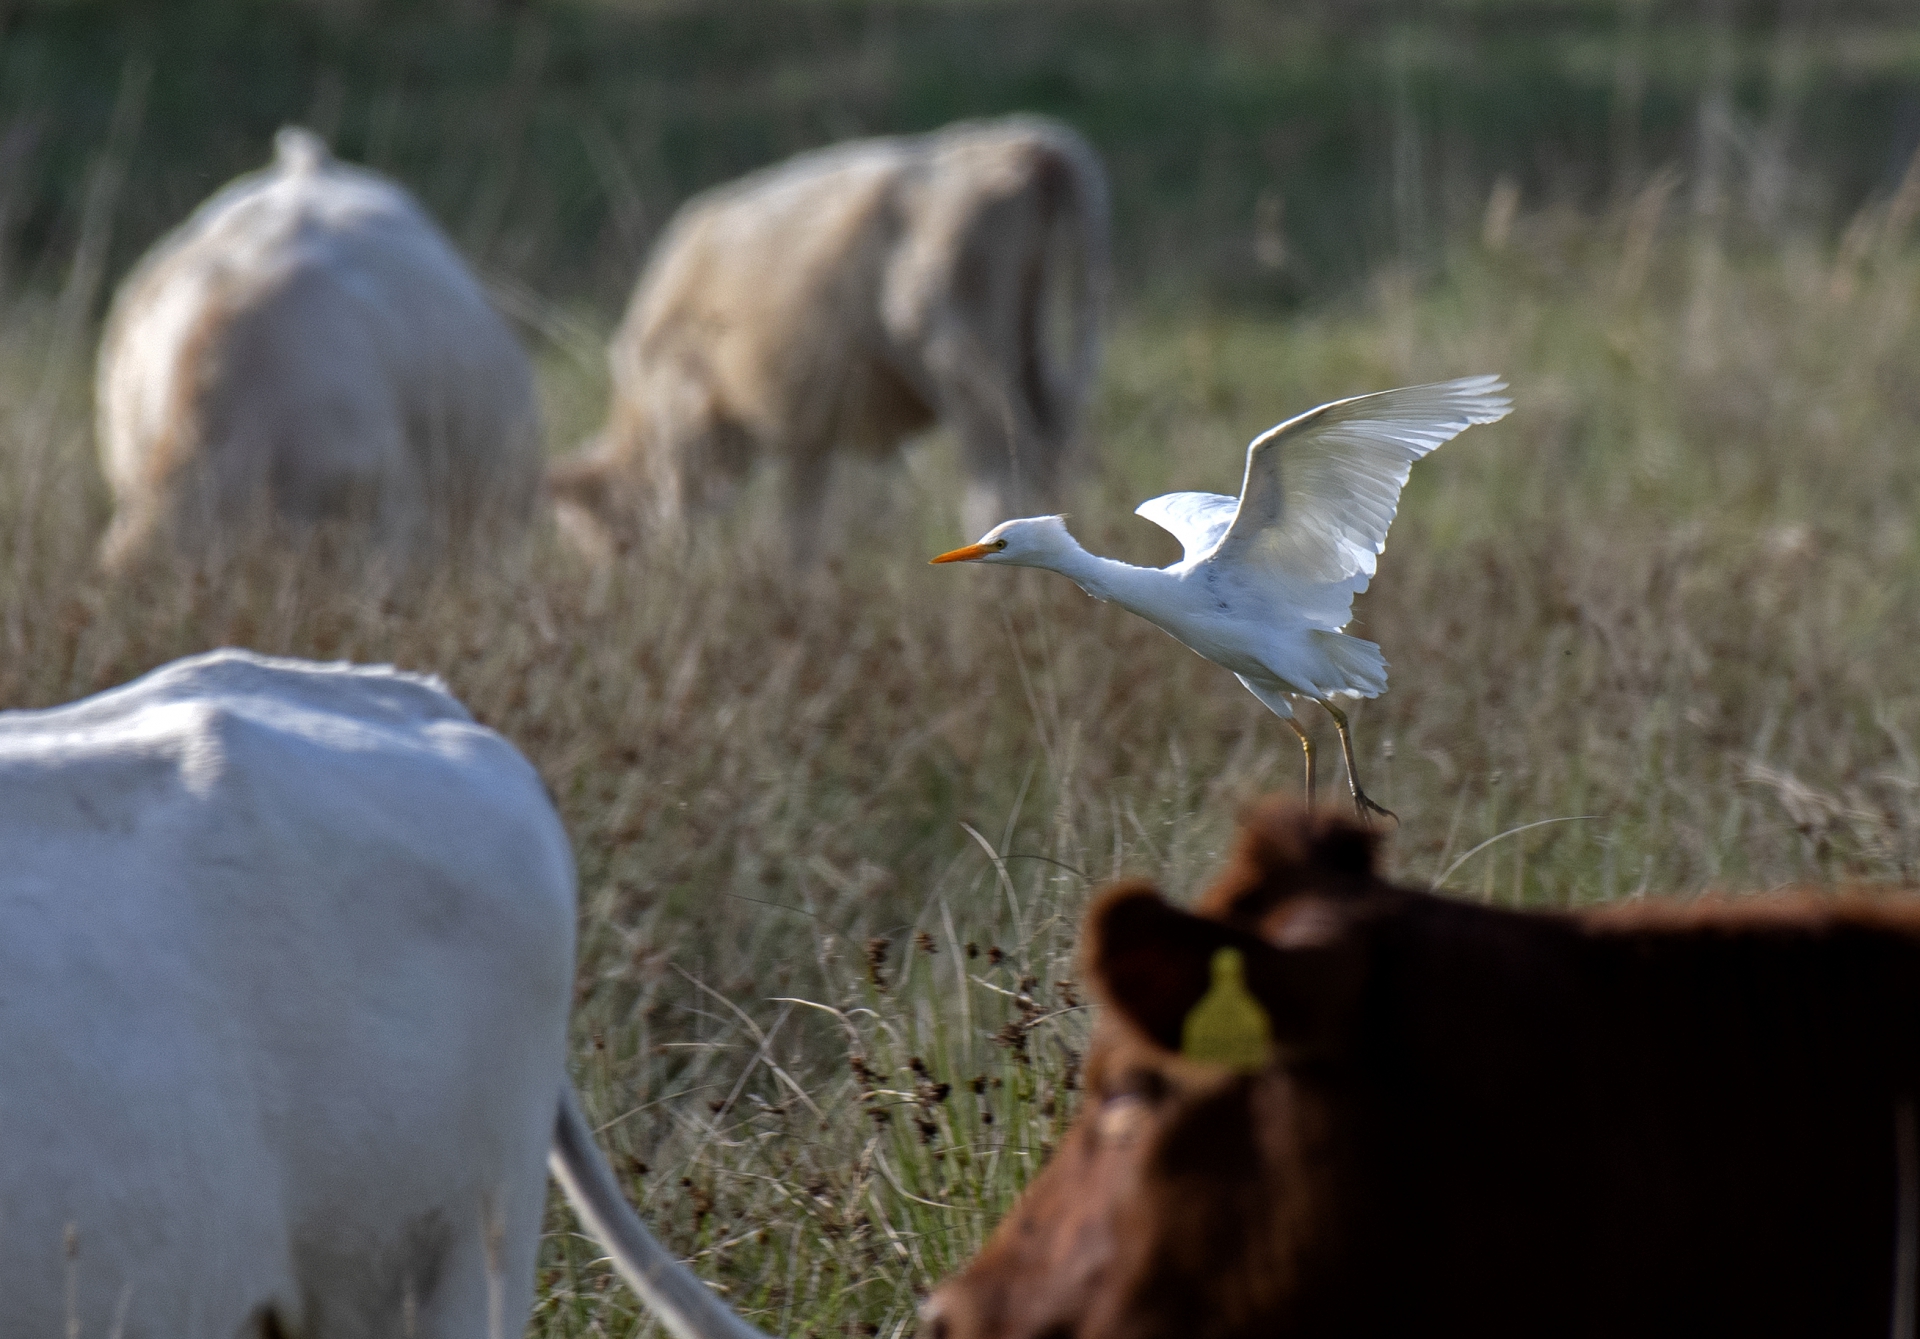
[
  {"xmin": 548, "ymin": 115, "xmax": 1108, "ymax": 555},
  {"xmin": 95, "ymin": 128, "xmax": 541, "ymax": 570}
]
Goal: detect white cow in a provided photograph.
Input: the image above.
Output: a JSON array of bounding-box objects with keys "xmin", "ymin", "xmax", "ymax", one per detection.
[
  {"xmin": 95, "ymin": 129, "xmax": 542, "ymax": 570},
  {"xmin": 0, "ymin": 649, "xmax": 765, "ymax": 1339}
]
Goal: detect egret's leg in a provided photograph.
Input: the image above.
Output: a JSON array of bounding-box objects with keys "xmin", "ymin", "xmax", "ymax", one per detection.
[
  {"xmin": 1320, "ymin": 701, "xmax": 1397, "ymax": 824},
  {"xmin": 1284, "ymin": 716, "xmax": 1315, "ymax": 811},
  {"xmin": 1235, "ymin": 676, "xmax": 1317, "ymax": 807}
]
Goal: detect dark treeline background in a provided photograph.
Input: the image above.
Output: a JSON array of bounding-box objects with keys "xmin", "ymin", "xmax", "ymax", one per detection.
[{"xmin": 4, "ymin": 0, "xmax": 1920, "ymax": 311}]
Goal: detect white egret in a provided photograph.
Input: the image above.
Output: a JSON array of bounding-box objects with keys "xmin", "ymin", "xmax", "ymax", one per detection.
[{"xmin": 931, "ymin": 376, "xmax": 1512, "ymax": 820}]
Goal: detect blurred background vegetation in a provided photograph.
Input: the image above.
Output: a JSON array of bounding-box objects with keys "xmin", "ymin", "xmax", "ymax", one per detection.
[{"xmin": 6, "ymin": 0, "xmax": 1920, "ymax": 308}]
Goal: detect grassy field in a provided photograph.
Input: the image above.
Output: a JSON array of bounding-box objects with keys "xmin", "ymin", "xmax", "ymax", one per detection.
[
  {"xmin": 5, "ymin": 194, "xmax": 1920, "ymax": 1332},
  {"xmin": 6, "ymin": 4, "xmax": 1920, "ymax": 1332}
]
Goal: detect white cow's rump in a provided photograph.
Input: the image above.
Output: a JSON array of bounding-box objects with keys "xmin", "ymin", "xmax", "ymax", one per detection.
[
  {"xmin": 547, "ymin": 115, "xmax": 1109, "ymax": 556},
  {"xmin": 0, "ymin": 650, "xmax": 764, "ymax": 1339},
  {"xmin": 95, "ymin": 128, "xmax": 542, "ymax": 571}
]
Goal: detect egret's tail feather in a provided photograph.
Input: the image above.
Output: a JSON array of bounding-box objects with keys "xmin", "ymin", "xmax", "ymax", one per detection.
[{"xmin": 1311, "ymin": 630, "xmax": 1387, "ymax": 699}]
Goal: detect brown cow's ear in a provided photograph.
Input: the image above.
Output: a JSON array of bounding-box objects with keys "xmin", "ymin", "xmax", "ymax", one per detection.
[{"xmin": 1084, "ymin": 882, "xmax": 1364, "ymax": 1063}]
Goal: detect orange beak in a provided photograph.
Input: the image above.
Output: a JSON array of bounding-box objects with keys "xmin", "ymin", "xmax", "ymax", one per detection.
[{"xmin": 929, "ymin": 542, "xmax": 995, "ymax": 564}]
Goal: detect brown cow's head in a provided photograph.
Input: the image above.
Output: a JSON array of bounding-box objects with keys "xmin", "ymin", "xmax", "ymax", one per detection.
[{"xmin": 922, "ymin": 801, "xmax": 1392, "ymax": 1339}]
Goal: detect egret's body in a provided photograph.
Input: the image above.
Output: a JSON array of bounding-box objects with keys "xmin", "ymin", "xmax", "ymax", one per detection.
[{"xmin": 933, "ymin": 376, "xmax": 1512, "ymax": 817}]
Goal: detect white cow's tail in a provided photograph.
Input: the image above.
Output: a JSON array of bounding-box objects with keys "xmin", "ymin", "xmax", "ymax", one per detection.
[{"xmin": 549, "ymin": 1084, "xmax": 774, "ymax": 1339}]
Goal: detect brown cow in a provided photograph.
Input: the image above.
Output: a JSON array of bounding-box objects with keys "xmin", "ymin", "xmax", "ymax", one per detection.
[
  {"xmin": 547, "ymin": 115, "xmax": 1108, "ymax": 558},
  {"xmin": 924, "ymin": 799, "xmax": 1920, "ymax": 1338}
]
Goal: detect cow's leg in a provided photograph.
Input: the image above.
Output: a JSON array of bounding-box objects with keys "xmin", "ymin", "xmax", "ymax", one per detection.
[
  {"xmin": 638, "ymin": 363, "xmax": 756, "ymax": 539},
  {"xmin": 952, "ymin": 406, "xmax": 1030, "ymax": 537},
  {"xmin": 408, "ymin": 1200, "xmax": 541, "ymax": 1339},
  {"xmin": 780, "ymin": 450, "xmax": 834, "ymax": 565},
  {"xmin": 917, "ymin": 322, "xmax": 1047, "ymax": 534},
  {"xmin": 97, "ymin": 498, "xmax": 165, "ymax": 572}
]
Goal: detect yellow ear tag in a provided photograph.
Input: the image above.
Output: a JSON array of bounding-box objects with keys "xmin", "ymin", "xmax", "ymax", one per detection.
[{"xmin": 1180, "ymin": 947, "xmax": 1273, "ymax": 1073}]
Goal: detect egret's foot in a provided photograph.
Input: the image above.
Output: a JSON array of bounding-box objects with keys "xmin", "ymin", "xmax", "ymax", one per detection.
[
  {"xmin": 1348, "ymin": 785, "xmax": 1398, "ymax": 826},
  {"xmin": 1319, "ymin": 700, "xmax": 1397, "ymax": 826}
]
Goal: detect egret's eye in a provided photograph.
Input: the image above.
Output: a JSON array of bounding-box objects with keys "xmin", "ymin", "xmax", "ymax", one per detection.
[{"xmin": 993, "ymin": 539, "xmax": 1009, "ymax": 551}]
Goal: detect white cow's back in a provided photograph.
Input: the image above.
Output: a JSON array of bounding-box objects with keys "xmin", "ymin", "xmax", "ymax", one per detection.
[
  {"xmin": 0, "ymin": 649, "xmax": 575, "ymax": 1338},
  {"xmin": 96, "ymin": 129, "xmax": 542, "ymax": 568}
]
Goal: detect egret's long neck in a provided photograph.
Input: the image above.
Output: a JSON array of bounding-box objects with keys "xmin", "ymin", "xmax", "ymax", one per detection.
[{"xmin": 1021, "ymin": 531, "xmax": 1165, "ymax": 607}]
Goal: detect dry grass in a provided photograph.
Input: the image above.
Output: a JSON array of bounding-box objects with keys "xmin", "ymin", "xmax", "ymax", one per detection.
[{"xmin": 6, "ymin": 193, "xmax": 1920, "ymax": 1334}]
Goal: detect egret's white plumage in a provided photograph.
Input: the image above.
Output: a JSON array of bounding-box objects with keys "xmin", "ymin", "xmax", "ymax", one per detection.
[{"xmin": 932, "ymin": 376, "xmax": 1513, "ymax": 817}]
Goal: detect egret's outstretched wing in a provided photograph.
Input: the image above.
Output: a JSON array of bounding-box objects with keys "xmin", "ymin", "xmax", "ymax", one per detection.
[
  {"xmin": 1134, "ymin": 491, "xmax": 1240, "ymax": 565},
  {"xmin": 1213, "ymin": 376, "xmax": 1511, "ymax": 588}
]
